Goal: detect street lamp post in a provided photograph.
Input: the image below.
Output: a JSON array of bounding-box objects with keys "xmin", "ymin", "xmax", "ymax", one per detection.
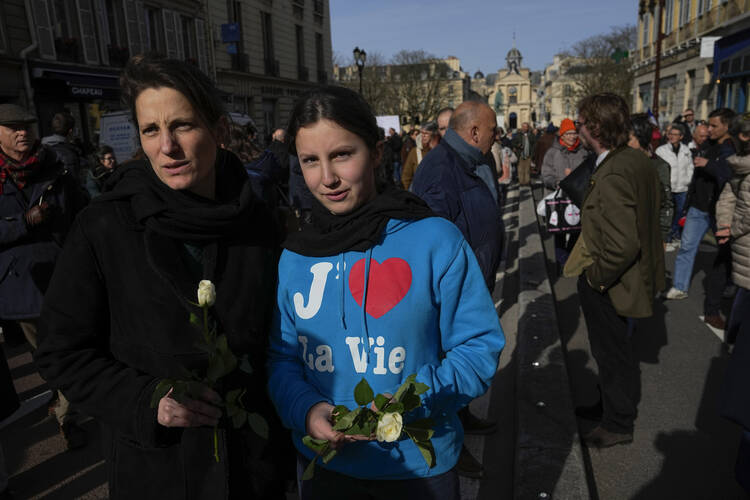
[{"xmin": 353, "ymin": 46, "xmax": 367, "ymax": 94}]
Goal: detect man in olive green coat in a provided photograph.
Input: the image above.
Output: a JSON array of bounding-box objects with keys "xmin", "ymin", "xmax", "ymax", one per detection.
[{"xmin": 565, "ymin": 93, "xmax": 665, "ymax": 448}]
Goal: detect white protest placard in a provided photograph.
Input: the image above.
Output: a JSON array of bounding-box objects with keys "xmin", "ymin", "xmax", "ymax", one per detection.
[
  {"xmin": 376, "ymin": 115, "xmax": 401, "ymax": 135},
  {"xmin": 99, "ymin": 111, "xmax": 139, "ymax": 163}
]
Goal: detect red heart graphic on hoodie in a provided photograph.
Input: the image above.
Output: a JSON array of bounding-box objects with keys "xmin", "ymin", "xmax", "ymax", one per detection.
[{"xmin": 348, "ymin": 258, "xmax": 412, "ymax": 319}]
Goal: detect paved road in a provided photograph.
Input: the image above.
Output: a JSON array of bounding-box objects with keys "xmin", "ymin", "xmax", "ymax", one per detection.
[{"xmin": 533, "ymin": 184, "xmax": 746, "ymax": 499}]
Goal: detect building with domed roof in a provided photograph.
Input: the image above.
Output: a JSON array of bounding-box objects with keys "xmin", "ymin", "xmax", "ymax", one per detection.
[{"xmin": 488, "ymin": 42, "xmax": 537, "ymax": 130}]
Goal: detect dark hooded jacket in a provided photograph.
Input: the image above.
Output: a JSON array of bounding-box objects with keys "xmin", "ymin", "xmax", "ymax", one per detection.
[{"xmin": 34, "ymin": 151, "xmax": 288, "ymax": 500}]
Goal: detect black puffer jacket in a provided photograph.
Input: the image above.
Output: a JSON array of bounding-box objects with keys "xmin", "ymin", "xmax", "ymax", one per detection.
[{"xmin": 34, "ymin": 154, "xmax": 289, "ymax": 500}]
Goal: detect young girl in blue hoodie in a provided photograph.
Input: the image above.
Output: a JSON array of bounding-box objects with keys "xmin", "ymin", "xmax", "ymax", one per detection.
[{"xmin": 268, "ymin": 86, "xmax": 504, "ymax": 499}]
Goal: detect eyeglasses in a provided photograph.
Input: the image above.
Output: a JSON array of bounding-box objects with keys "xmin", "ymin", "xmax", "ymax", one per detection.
[
  {"xmin": 574, "ymin": 120, "xmax": 586, "ymax": 129},
  {"xmin": 683, "ymin": 113, "xmax": 694, "ymax": 118}
]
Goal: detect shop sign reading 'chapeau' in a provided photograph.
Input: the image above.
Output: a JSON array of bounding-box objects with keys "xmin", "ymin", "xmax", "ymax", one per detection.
[{"xmin": 70, "ymin": 86, "xmax": 104, "ymax": 97}]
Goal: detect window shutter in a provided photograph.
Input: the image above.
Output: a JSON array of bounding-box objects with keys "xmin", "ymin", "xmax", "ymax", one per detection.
[
  {"xmin": 195, "ymin": 19, "xmax": 209, "ymax": 74},
  {"xmin": 162, "ymin": 10, "xmax": 177, "ymax": 58},
  {"xmin": 31, "ymin": 0, "xmax": 57, "ymax": 59},
  {"xmin": 174, "ymin": 14, "xmax": 184, "ymax": 60},
  {"xmin": 0, "ymin": 10, "xmax": 7, "ymax": 53},
  {"xmin": 94, "ymin": 0, "xmax": 110, "ymax": 64},
  {"xmin": 123, "ymin": 0, "xmax": 142, "ymax": 56},
  {"xmin": 76, "ymin": 0, "xmax": 100, "ymax": 64},
  {"xmin": 136, "ymin": 1, "xmax": 148, "ymax": 52}
]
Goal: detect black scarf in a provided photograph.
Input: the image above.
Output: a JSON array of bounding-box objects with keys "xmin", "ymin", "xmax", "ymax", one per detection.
[
  {"xmin": 96, "ymin": 149, "xmax": 259, "ymax": 241},
  {"xmin": 283, "ymin": 186, "xmax": 434, "ymax": 257}
]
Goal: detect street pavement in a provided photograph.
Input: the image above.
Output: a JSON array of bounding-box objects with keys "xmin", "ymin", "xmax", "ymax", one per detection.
[
  {"xmin": 2, "ymin": 182, "xmax": 747, "ymax": 499},
  {"xmin": 532, "ymin": 183, "xmax": 746, "ymax": 499}
]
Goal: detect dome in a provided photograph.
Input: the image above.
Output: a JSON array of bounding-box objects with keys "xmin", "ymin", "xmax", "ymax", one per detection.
[
  {"xmin": 506, "ymin": 47, "xmax": 522, "ymax": 60},
  {"xmin": 474, "ymin": 70, "xmax": 485, "ymax": 79}
]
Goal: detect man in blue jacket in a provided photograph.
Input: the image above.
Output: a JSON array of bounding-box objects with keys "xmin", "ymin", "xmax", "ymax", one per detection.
[
  {"xmin": 411, "ymin": 101, "xmax": 503, "ymax": 292},
  {"xmin": 411, "ymin": 100, "xmax": 504, "ymax": 478}
]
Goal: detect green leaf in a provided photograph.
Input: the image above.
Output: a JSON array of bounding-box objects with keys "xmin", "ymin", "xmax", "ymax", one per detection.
[
  {"xmin": 302, "ymin": 435, "xmax": 329, "ymax": 454},
  {"xmin": 231, "ymin": 409, "xmax": 246, "ymax": 428},
  {"xmin": 402, "ymin": 393, "xmax": 422, "ymax": 413},
  {"xmin": 345, "ymin": 413, "xmax": 377, "ymax": 437},
  {"xmin": 413, "ymin": 438, "xmax": 436, "ymax": 468},
  {"xmin": 404, "ymin": 425, "xmax": 434, "ymax": 442},
  {"xmin": 247, "ymin": 412, "xmax": 269, "ymax": 440},
  {"xmin": 189, "ymin": 312, "xmax": 201, "ymax": 327},
  {"xmin": 331, "ymin": 405, "xmax": 351, "ymax": 426},
  {"xmin": 225, "ymin": 388, "xmax": 243, "ymax": 407},
  {"xmin": 321, "ymin": 447, "xmax": 338, "ymax": 464},
  {"xmin": 354, "ymin": 378, "xmax": 374, "ymax": 407},
  {"xmin": 413, "ymin": 382, "xmax": 430, "ymax": 395},
  {"xmin": 238, "ymin": 356, "xmax": 254, "ymax": 375},
  {"xmin": 384, "ymin": 402, "xmax": 404, "ymax": 414},
  {"xmin": 332, "ymin": 407, "xmax": 361, "ymax": 431},
  {"xmin": 374, "ymin": 394, "xmax": 389, "ymax": 411},
  {"xmin": 393, "ymin": 374, "xmax": 417, "ymax": 402},
  {"xmin": 150, "ymin": 379, "xmax": 175, "ymax": 408},
  {"xmin": 302, "ymin": 457, "xmax": 317, "ymax": 480},
  {"xmin": 169, "ymin": 380, "xmax": 192, "ymax": 404}
]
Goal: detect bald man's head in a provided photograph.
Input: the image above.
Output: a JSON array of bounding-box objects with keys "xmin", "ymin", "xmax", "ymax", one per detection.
[
  {"xmin": 449, "ymin": 101, "xmax": 497, "ymax": 154},
  {"xmin": 272, "ymin": 128, "xmax": 286, "ymax": 142}
]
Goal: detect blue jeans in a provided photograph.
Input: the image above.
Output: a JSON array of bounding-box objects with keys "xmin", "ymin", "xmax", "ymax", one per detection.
[
  {"xmin": 672, "ymin": 206, "xmax": 712, "ymax": 292},
  {"xmin": 670, "ymin": 191, "xmax": 688, "ymax": 241},
  {"xmin": 393, "ymin": 161, "xmax": 402, "ymax": 184}
]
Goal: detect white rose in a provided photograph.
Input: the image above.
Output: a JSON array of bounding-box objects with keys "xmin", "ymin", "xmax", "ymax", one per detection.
[
  {"xmin": 197, "ymin": 280, "xmax": 216, "ymax": 307},
  {"xmin": 376, "ymin": 412, "xmax": 403, "ymax": 443}
]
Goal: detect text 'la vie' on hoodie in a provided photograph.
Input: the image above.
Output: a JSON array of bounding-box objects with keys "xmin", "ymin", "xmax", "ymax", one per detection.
[{"xmin": 267, "ymin": 216, "xmax": 505, "ymax": 480}]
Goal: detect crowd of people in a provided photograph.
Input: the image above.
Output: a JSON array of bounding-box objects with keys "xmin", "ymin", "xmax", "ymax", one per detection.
[{"xmin": 0, "ymin": 52, "xmax": 748, "ymax": 499}]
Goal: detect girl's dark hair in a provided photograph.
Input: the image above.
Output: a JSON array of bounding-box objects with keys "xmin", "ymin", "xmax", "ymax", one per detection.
[
  {"xmin": 120, "ymin": 55, "xmax": 225, "ymax": 129},
  {"xmin": 96, "ymin": 144, "xmax": 115, "ymax": 160},
  {"xmin": 630, "ymin": 113, "xmax": 653, "ymax": 151},
  {"xmin": 287, "ymin": 85, "xmax": 379, "ymax": 155}
]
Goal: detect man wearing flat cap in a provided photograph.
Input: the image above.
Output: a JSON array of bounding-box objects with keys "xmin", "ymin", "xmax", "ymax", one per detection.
[{"xmin": 0, "ymin": 103, "xmax": 88, "ymax": 449}]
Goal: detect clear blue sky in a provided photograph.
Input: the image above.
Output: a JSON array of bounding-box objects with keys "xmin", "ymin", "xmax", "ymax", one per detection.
[{"xmin": 330, "ymin": 0, "xmax": 637, "ymax": 73}]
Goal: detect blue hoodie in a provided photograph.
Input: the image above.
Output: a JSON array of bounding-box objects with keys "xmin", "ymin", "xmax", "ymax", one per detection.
[{"xmin": 268, "ymin": 216, "xmax": 504, "ymax": 480}]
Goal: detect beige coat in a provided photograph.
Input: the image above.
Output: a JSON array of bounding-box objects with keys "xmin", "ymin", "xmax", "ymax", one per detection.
[{"xmin": 716, "ymin": 154, "xmax": 750, "ymax": 290}]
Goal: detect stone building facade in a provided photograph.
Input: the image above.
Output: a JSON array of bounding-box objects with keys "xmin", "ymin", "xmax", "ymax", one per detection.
[
  {"xmin": 535, "ymin": 55, "xmax": 584, "ymax": 128},
  {"xmin": 632, "ymin": 0, "xmax": 750, "ymax": 124},
  {"xmin": 0, "ymin": 0, "xmax": 331, "ymax": 146},
  {"xmin": 0, "ymin": 0, "xmax": 212, "ymax": 144},
  {"xmin": 487, "ymin": 45, "xmax": 537, "ymax": 130},
  {"xmin": 209, "ymin": 0, "xmax": 333, "ymax": 141}
]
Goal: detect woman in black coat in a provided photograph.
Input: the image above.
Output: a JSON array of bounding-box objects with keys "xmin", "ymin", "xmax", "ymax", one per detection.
[{"xmin": 33, "ymin": 56, "xmax": 287, "ymax": 499}]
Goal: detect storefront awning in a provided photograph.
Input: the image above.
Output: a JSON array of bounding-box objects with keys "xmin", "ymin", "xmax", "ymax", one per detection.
[
  {"xmin": 713, "ymin": 27, "xmax": 750, "ymax": 79},
  {"xmin": 32, "ymin": 67, "xmax": 121, "ymax": 101}
]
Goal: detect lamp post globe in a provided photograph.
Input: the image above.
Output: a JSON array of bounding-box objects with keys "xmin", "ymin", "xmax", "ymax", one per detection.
[{"xmin": 353, "ymin": 46, "xmax": 366, "ymax": 94}]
